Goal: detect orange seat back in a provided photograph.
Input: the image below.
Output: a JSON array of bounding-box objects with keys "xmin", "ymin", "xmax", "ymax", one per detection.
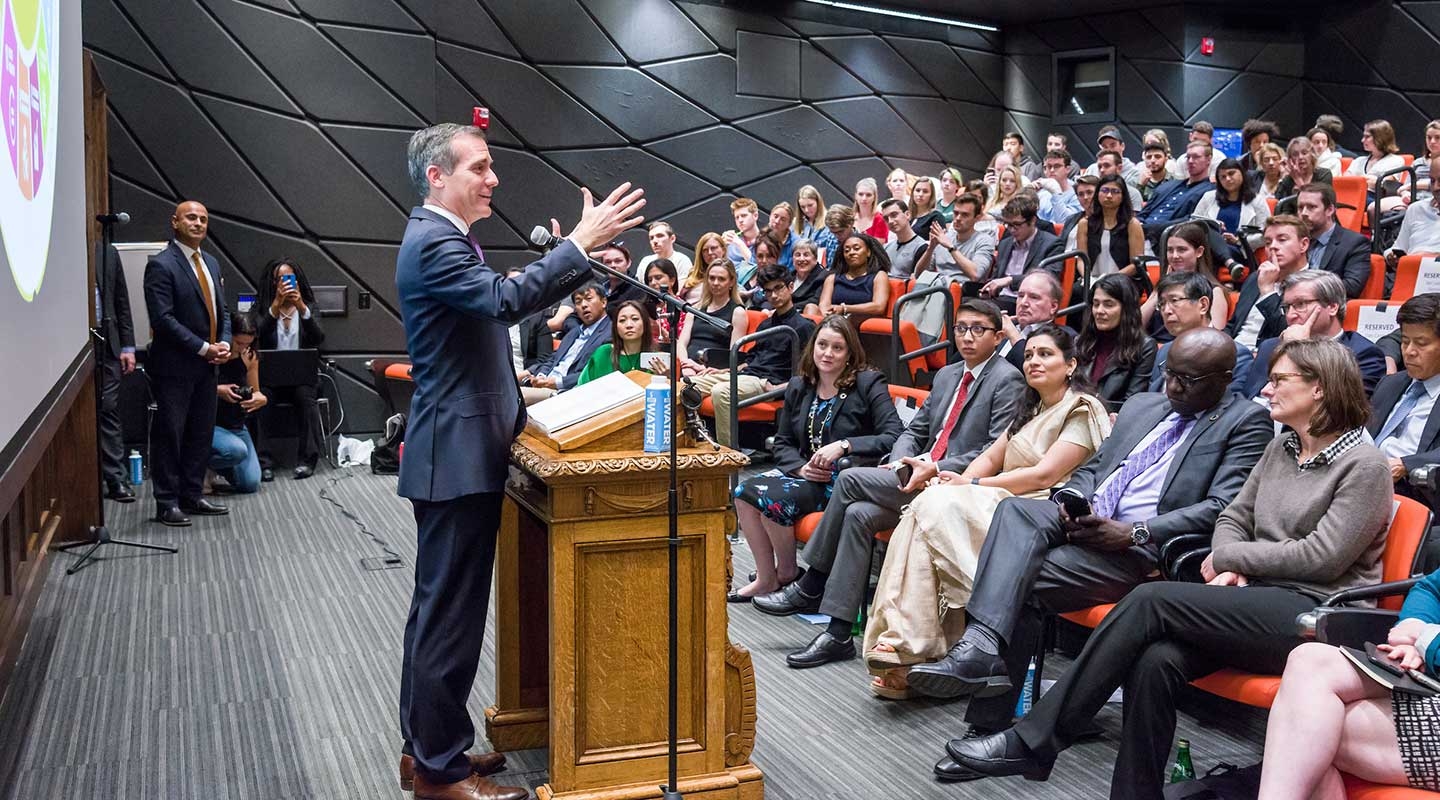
[
  {"xmin": 1388, "ymin": 253, "xmax": 1440, "ymax": 304},
  {"xmin": 1362, "ymin": 254, "xmax": 1387, "ymax": 300},
  {"xmin": 1266, "ymin": 196, "xmax": 1277, "ymax": 214},
  {"xmin": 740, "ymin": 309, "xmax": 769, "ymax": 352},
  {"xmin": 1332, "ymin": 176, "xmax": 1369, "ymax": 232},
  {"xmin": 1380, "ymin": 496, "xmax": 1432, "ymax": 610},
  {"xmin": 859, "ymin": 317, "xmax": 927, "ymax": 384},
  {"xmin": 1341, "ymin": 156, "xmax": 1354, "ymax": 173},
  {"xmin": 883, "ymin": 277, "xmax": 911, "ymax": 317},
  {"xmin": 1342, "ymin": 772, "xmax": 1440, "ymax": 799},
  {"xmin": 1342, "ymin": 300, "xmax": 1400, "ymax": 342},
  {"xmin": 384, "ymin": 363, "xmax": 413, "ymax": 380},
  {"xmin": 1056, "ymin": 257, "xmax": 1078, "ymax": 326},
  {"xmin": 888, "ymin": 384, "xmax": 930, "ymax": 406},
  {"xmin": 1402, "ymin": 153, "xmax": 1416, "ymax": 168}
]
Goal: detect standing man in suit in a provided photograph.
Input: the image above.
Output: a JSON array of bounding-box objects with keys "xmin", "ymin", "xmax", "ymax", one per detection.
[
  {"xmin": 753, "ymin": 299, "xmax": 1025, "ymax": 668},
  {"xmin": 1295, "ymin": 183, "xmax": 1372, "ymax": 297},
  {"xmin": 143, "ymin": 201, "xmax": 231, "ymax": 527},
  {"xmin": 96, "ymin": 241, "xmax": 138, "ymax": 503},
  {"xmin": 978, "ymin": 194, "xmax": 1062, "ymax": 313},
  {"xmin": 910, "ymin": 328, "xmax": 1272, "ymax": 744},
  {"xmin": 394, "ymin": 122, "xmax": 644, "ymax": 800},
  {"xmin": 1243, "ymin": 271, "xmax": 1386, "ymax": 397},
  {"xmin": 517, "ymin": 282, "xmax": 612, "ymax": 405},
  {"xmin": 1372, "ymin": 293, "xmax": 1440, "ymax": 503},
  {"xmin": 1227, "ymin": 215, "xmax": 1311, "ymax": 354}
]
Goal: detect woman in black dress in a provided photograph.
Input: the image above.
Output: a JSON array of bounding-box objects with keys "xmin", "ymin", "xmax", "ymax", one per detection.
[{"xmin": 1075, "ymin": 274, "xmax": 1156, "ymax": 412}]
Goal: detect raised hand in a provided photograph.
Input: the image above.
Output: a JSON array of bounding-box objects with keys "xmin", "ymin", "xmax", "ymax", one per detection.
[{"xmin": 567, "ymin": 182, "xmax": 647, "ymax": 252}]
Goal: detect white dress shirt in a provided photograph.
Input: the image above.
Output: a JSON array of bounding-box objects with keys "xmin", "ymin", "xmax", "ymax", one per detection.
[{"xmin": 1379, "ymin": 373, "xmax": 1440, "ymax": 460}]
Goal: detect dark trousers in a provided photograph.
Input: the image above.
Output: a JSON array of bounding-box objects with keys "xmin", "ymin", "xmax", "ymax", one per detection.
[
  {"xmin": 802, "ymin": 467, "xmax": 918, "ymax": 622},
  {"xmin": 399, "ymin": 492, "xmax": 503, "ymax": 783},
  {"xmin": 963, "ymin": 497, "xmax": 1160, "ymax": 731},
  {"xmin": 259, "ymin": 382, "xmax": 320, "ymax": 468},
  {"xmin": 150, "ymin": 370, "xmax": 217, "ymax": 510},
  {"xmin": 98, "ymin": 355, "xmax": 127, "ymax": 488},
  {"xmin": 1012, "ymin": 582, "xmax": 1314, "ymax": 800}
]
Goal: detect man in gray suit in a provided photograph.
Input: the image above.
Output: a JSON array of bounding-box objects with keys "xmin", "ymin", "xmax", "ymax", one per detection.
[
  {"xmin": 911, "ymin": 328, "xmax": 1273, "ymax": 752},
  {"xmin": 753, "ymin": 299, "xmax": 1025, "ymax": 668}
]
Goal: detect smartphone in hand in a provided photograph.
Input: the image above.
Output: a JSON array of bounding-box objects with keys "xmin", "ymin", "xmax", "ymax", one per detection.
[{"xmin": 1053, "ymin": 487, "xmax": 1092, "ymax": 520}]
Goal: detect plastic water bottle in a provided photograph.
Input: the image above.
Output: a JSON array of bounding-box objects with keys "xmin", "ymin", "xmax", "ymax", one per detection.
[
  {"xmin": 1015, "ymin": 658, "xmax": 1036, "ymax": 717},
  {"xmin": 643, "ymin": 375, "xmax": 670, "ymax": 453},
  {"xmin": 128, "ymin": 450, "xmax": 144, "ymax": 485}
]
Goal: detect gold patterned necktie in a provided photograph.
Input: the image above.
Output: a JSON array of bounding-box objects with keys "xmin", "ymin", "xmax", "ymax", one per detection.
[{"xmin": 191, "ymin": 251, "xmax": 217, "ymax": 343}]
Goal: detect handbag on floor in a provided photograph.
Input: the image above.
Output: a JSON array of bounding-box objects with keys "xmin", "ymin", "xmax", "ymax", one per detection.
[
  {"xmin": 370, "ymin": 413, "xmax": 405, "ymax": 475},
  {"xmin": 1162, "ymin": 762, "xmax": 1261, "ymax": 799}
]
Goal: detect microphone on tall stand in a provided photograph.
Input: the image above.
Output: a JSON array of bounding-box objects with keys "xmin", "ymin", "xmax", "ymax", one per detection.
[{"xmin": 95, "ymin": 212, "xmax": 131, "ymax": 225}]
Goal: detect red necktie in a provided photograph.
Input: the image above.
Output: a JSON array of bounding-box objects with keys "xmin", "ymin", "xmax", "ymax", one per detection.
[{"xmin": 928, "ymin": 371, "xmax": 975, "ymax": 462}]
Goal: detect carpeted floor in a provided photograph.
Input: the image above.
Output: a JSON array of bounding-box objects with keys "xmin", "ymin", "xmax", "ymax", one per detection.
[{"xmin": 0, "ymin": 464, "xmax": 1266, "ymax": 799}]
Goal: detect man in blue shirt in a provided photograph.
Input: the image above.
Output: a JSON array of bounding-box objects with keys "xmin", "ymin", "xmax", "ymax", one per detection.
[{"xmin": 1138, "ymin": 141, "xmax": 1215, "ymax": 247}]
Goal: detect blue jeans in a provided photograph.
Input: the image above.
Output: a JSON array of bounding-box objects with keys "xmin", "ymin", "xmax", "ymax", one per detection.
[{"xmin": 211, "ymin": 425, "xmax": 260, "ymax": 493}]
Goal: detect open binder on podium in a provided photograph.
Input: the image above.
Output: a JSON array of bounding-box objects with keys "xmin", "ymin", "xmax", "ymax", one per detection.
[{"xmin": 525, "ymin": 371, "xmax": 662, "ymax": 452}]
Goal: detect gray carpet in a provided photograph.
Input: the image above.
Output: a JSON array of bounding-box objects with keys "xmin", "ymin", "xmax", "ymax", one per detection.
[{"xmin": 0, "ymin": 465, "xmax": 1266, "ymax": 799}]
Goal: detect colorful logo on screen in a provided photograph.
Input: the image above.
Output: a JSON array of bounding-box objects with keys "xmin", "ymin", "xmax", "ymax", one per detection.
[{"xmin": 2, "ymin": 0, "xmax": 57, "ymax": 302}]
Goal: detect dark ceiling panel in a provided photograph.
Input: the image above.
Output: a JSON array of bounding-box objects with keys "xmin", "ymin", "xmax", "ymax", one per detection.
[
  {"xmin": 782, "ymin": 17, "xmax": 867, "ymax": 36},
  {"xmin": 484, "ymin": 0, "xmax": 624, "ymax": 64},
  {"xmin": 815, "ymin": 97, "xmax": 941, "ymax": 161},
  {"xmin": 580, "ymin": 0, "xmax": 714, "ymax": 63},
  {"xmin": 647, "ymin": 127, "xmax": 798, "ymax": 189},
  {"xmin": 322, "ymin": 25, "xmax": 435, "ymax": 120},
  {"xmin": 547, "ymin": 65, "xmax": 718, "ymax": 141},
  {"xmin": 546, "ymin": 147, "xmax": 718, "ymax": 219},
  {"xmin": 737, "ymin": 106, "xmax": 871, "ymax": 162},
  {"xmin": 644, "ymin": 54, "xmax": 791, "ymax": 121},
  {"xmin": 800, "ymin": 41, "xmax": 869, "ymax": 101},
  {"xmin": 811, "ymin": 36, "xmax": 934, "ymax": 96}
]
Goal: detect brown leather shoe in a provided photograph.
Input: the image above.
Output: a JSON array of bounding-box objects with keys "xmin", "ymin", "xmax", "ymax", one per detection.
[
  {"xmin": 399, "ymin": 752, "xmax": 508, "ymax": 791},
  {"xmin": 412, "ymin": 772, "xmax": 527, "ymax": 800}
]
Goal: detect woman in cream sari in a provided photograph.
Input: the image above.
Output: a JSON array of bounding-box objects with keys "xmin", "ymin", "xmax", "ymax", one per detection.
[{"xmin": 864, "ymin": 324, "xmax": 1111, "ymax": 698}]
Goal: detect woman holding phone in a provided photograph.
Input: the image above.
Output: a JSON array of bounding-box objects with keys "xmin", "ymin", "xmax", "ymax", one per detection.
[{"xmin": 256, "ymin": 257, "xmax": 326, "ymax": 480}]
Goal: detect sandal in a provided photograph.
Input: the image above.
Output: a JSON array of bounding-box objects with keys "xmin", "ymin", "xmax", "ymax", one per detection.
[
  {"xmin": 863, "ymin": 643, "xmax": 904, "ymax": 672},
  {"xmin": 870, "ymin": 670, "xmax": 913, "ymax": 701}
]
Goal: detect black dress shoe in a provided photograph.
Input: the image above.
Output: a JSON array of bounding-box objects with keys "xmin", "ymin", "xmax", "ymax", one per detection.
[
  {"xmin": 180, "ymin": 498, "xmax": 229, "ymax": 516},
  {"xmin": 907, "ymin": 639, "xmax": 1012, "ymax": 699},
  {"xmin": 155, "ymin": 507, "xmax": 191, "ymax": 527},
  {"xmin": 785, "ymin": 630, "xmax": 855, "ymax": 669},
  {"xmin": 293, "ymin": 465, "xmax": 314, "ymax": 480},
  {"xmin": 933, "ymin": 757, "xmax": 984, "ymax": 782},
  {"xmin": 752, "ymin": 582, "xmax": 822, "ymax": 617},
  {"xmin": 944, "ymin": 729, "xmax": 1052, "ymax": 781},
  {"xmin": 105, "ymin": 483, "xmax": 137, "ymax": 503},
  {"xmin": 261, "ymin": 468, "xmax": 274, "ymax": 483}
]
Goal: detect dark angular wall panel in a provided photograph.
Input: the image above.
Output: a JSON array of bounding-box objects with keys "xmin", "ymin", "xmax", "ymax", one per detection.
[
  {"xmin": 663, "ymin": 195, "xmax": 740, "ymax": 248},
  {"xmin": 546, "ymin": 148, "xmax": 717, "ymax": 219},
  {"xmin": 885, "ymin": 96, "xmax": 985, "ymax": 172},
  {"xmin": 581, "ymin": 0, "xmax": 713, "ymax": 63},
  {"xmin": 647, "ymin": 127, "xmax": 798, "ymax": 189},
  {"xmin": 885, "ymin": 37, "xmax": 992, "ymax": 105},
  {"xmin": 484, "ymin": 0, "xmax": 624, "ymax": 65},
  {"xmin": 811, "ymin": 37, "xmax": 934, "ymax": 96},
  {"xmin": 735, "ymin": 166, "xmax": 849, "ymax": 214},
  {"xmin": 800, "ymin": 42, "xmax": 869, "ymax": 101},
  {"xmin": 1116, "ymin": 60, "xmax": 1183, "ymax": 125},
  {"xmin": 290, "ymin": 0, "xmax": 421, "ymax": 31},
  {"xmin": 322, "ymin": 26, "xmax": 436, "ymax": 120},
  {"xmin": 738, "ymin": 106, "xmax": 870, "ymax": 162},
  {"xmin": 412, "ymin": 0, "xmax": 518, "ymax": 56},
  {"xmin": 674, "ymin": 1, "xmax": 794, "ymax": 49},
  {"xmin": 83, "ymin": 0, "xmax": 169, "ymax": 75},
  {"xmin": 815, "ymin": 97, "xmax": 940, "ymax": 162},
  {"xmin": 106, "ymin": 111, "xmax": 169, "ymax": 196},
  {"xmin": 645, "ymin": 55, "xmax": 790, "ymax": 121},
  {"xmin": 736, "ymin": 31, "xmax": 800, "ymax": 100},
  {"xmin": 814, "ymin": 158, "xmax": 896, "ymax": 200},
  {"xmin": 321, "ymin": 242, "xmax": 405, "ymax": 310},
  {"xmin": 434, "ymin": 63, "xmax": 522, "ymax": 147},
  {"xmin": 322, "ymin": 125, "xmax": 426, "ymax": 210},
  {"xmin": 204, "ymin": 0, "xmax": 421, "ymax": 125},
  {"xmin": 480, "ymin": 148, "xmax": 581, "ymax": 246},
  {"xmin": 547, "ymin": 66, "xmax": 717, "ymax": 141}
]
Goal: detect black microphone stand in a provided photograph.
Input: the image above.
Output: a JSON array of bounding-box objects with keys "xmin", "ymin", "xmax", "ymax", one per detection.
[
  {"xmin": 567, "ymin": 244, "xmax": 730, "ymax": 800},
  {"xmin": 56, "ymin": 219, "xmax": 179, "ymax": 574}
]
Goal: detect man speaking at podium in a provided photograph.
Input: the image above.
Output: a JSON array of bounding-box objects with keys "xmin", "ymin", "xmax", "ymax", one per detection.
[{"xmin": 394, "ymin": 122, "xmax": 645, "ymax": 800}]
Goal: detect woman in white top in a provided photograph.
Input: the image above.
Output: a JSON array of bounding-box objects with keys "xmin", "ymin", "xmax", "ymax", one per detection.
[
  {"xmin": 1308, "ymin": 126, "xmax": 1343, "ymax": 175},
  {"xmin": 1346, "ymin": 119, "xmax": 1408, "ymax": 214},
  {"xmin": 1194, "ymin": 157, "xmax": 1271, "ymax": 255},
  {"xmin": 1252, "ymin": 142, "xmax": 1286, "ymax": 201}
]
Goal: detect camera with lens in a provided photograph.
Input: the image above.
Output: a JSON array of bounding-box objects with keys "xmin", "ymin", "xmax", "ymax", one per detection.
[{"xmin": 236, "ymin": 385, "xmax": 254, "ymax": 401}]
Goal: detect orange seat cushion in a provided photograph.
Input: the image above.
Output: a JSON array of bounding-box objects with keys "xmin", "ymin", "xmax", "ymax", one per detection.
[
  {"xmin": 794, "ymin": 513, "xmax": 890, "ymax": 545},
  {"xmin": 1060, "ymin": 604, "xmax": 1115, "ymax": 629},
  {"xmin": 698, "ymin": 396, "xmax": 781, "ymax": 422},
  {"xmin": 384, "ymin": 363, "xmax": 413, "ymax": 380},
  {"xmin": 1342, "ymin": 773, "xmax": 1440, "ymax": 799},
  {"xmin": 1189, "ymin": 669, "xmax": 1281, "ymax": 709}
]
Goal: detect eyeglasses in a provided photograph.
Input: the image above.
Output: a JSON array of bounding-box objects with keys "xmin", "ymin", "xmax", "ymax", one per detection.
[
  {"xmin": 1278, "ymin": 298, "xmax": 1320, "ymax": 315},
  {"xmin": 954, "ymin": 324, "xmax": 999, "ymax": 337},
  {"xmin": 1154, "ymin": 295, "xmax": 1195, "ymax": 310},
  {"xmin": 1164, "ymin": 367, "xmax": 1230, "ymax": 390},
  {"xmin": 1002, "ymin": 218, "xmax": 1032, "ymax": 228},
  {"xmin": 1097, "ymin": 187, "xmax": 1123, "ymax": 196},
  {"xmin": 1266, "ymin": 371, "xmax": 1307, "ymax": 386}
]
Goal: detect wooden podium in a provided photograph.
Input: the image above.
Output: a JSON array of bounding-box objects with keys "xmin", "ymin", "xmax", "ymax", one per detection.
[{"xmin": 485, "ymin": 374, "xmax": 764, "ymax": 800}]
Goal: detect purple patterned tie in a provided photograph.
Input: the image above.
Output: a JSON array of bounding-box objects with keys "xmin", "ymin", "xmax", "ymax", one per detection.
[
  {"xmin": 466, "ymin": 232, "xmax": 485, "ymax": 263},
  {"xmin": 1091, "ymin": 415, "xmax": 1195, "ymax": 519}
]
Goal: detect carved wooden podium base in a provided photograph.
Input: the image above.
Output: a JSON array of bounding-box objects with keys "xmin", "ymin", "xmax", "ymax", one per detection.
[{"xmin": 486, "ymin": 392, "xmax": 763, "ymax": 800}]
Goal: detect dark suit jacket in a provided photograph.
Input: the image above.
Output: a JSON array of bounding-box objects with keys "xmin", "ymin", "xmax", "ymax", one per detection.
[
  {"xmin": 1368, "ymin": 373, "xmax": 1440, "ymax": 473},
  {"xmin": 1088, "ymin": 335, "xmax": 1158, "ymax": 411},
  {"xmin": 1274, "ymin": 168, "xmax": 1335, "ymax": 214},
  {"xmin": 257, "ymin": 307, "xmax": 325, "ymax": 351},
  {"xmin": 518, "ymin": 314, "xmax": 554, "ymax": 371},
  {"xmin": 771, "ymin": 370, "xmax": 904, "ymax": 475},
  {"xmin": 97, "ymin": 242, "xmax": 135, "ymax": 360},
  {"xmin": 143, "ymin": 240, "xmax": 230, "ymax": 379},
  {"xmin": 533, "ymin": 314, "xmax": 613, "ymax": 391},
  {"xmin": 395, "ymin": 207, "xmax": 589, "ymax": 501},
  {"xmin": 985, "ymin": 228, "xmax": 1064, "ymax": 283},
  {"xmin": 1225, "ymin": 271, "xmax": 1287, "ymax": 345},
  {"xmin": 889, "ymin": 354, "xmax": 1026, "ymax": 473},
  {"xmin": 1061, "ymin": 391, "xmax": 1273, "ymax": 544},
  {"xmin": 1312, "ymin": 224, "xmax": 1373, "ymax": 298},
  {"xmin": 1245, "ymin": 331, "xmax": 1386, "ymax": 398}
]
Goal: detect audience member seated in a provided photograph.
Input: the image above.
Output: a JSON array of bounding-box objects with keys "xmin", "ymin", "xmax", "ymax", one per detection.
[
  {"xmin": 635, "ymin": 221, "xmax": 692, "ymax": 284},
  {"xmin": 1317, "ymin": 113, "xmax": 1357, "ymax": 158},
  {"xmin": 1093, "ymin": 151, "xmax": 1145, "ymax": 210},
  {"xmin": 1137, "ymin": 141, "xmax": 1216, "ymax": 246},
  {"xmin": 1251, "ymin": 141, "xmax": 1287, "ymax": 202},
  {"xmin": 795, "ymin": 184, "xmax": 828, "ymax": 245},
  {"xmin": 505, "ymin": 266, "xmax": 554, "ymax": 373},
  {"xmin": 1244, "ymin": 272, "xmax": 1386, "ymax": 398},
  {"xmin": 881, "ymin": 199, "xmax": 925, "ymax": 278},
  {"xmin": 1000, "ymin": 270, "xmax": 1066, "ymax": 371},
  {"xmin": 642, "ymin": 258, "xmax": 682, "ymax": 345},
  {"xmin": 1296, "ymin": 184, "xmax": 1372, "ymax": 298},
  {"xmin": 751, "ymin": 300, "xmax": 1024, "ymax": 669},
  {"xmin": 1371, "ymin": 293, "xmax": 1440, "ymax": 502},
  {"xmin": 908, "ymin": 175, "xmax": 943, "ymax": 236},
  {"xmin": 1135, "ymin": 141, "xmax": 1172, "ymax": 204},
  {"xmin": 577, "ymin": 300, "xmax": 665, "ymax": 386},
  {"xmin": 1150, "ymin": 271, "xmax": 1251, "ymax": 394},
  {"xmin": 1046, "ymin": 132, "xmax": 1082, "ymax": 180},
  {"xmin": 983, "ymin": 164, "xmax": 1024, "ymax": 223},
  {"xmin": 682, "ymin": 232, "xmax": 727, "ymax": 304},
  {"xmin": 1347, "ymin": 119, "xmax": 1407, "ymax": 213},
  {"xmin": 744, "ymin": 234, "xmax": 784, "ymax": 309},
  {"xmin": 1076, "ymin": 174, "xmax": 1144, "ymax": 282},
  {"xmin": 820, "ymin": 204, "xmax": 856, "ymax": 267},
  {"xmin": 937, "ymin": 337, "xmax": 1386, "ymax": 800},
  {"xmin": 914, "ymin": 193, "xmax": 995, "ymax": 287},
  {"xmin": 766, "ymin": 202, "xmax": 796, "ymax": 268},
  {"xmin": 885, "ymin": 167, "xmax": 911, "ymax": 201},
  {"xmin": 724, "ymin": 198, "xmax": 762, "ymax": 282},
  {"xmin": 853, "ymin": 178, "xmax": 888, "ymax": 241},
  {"xmin": 520, "ymin": 282, "xmax": 611, "ymax": 405},
  {"xmin": 818, "ymin": 233, "xmax": 890, "ymax": 320},
  {"xmin": 1077, "ymin": 275, "xmax": 1157, "ymax": 411},
  {"xmin": 1004, "ymin": 131, "xmax": 1041, "ymax": 181},
  {"xmin": 1409, "ymin": 121, "xmax": 1440, "ymax": 201},
  {"xmin": 597, "ymin": 241, "xmax": 647, "ymax": 310},
  {"xmin": 676, "ymin": 260, "xmax": 747, "ymax": 369},
  {"xmin": 1239, "ymin": 118, "xmax": 1281, "ymax": 172},
  {"xmin": 1031, "ymin": 149, "xmax": 1082, "ymax": 224},
  {"xmin": 978, "ymin": 195, "xmax": 1063, "ymax": 313},
  {"xmin": 687, "ymin": 264, "xmax": 816, "ymax": 447},
  {"xmin": 862, "ymin": 325, "xmax": 1110, "ymax": 698},
  {"xmin": 788, "ymin": 239, "xmax": 826, "ymax": 316},
  {"xmin": 1140, "ymin": 223, "xmax": 1228, "ymax": 339},
  {"xmin": 1186, "ymin": 120, "xmax": 1216, "ymax": 175},
  {"xmin": 1060, "ymin": 176, "xmax": 1099, "ymax": 252},
  {"xmin": 1227, "ymin": 215, "xmax": 1312, "ymax": 354},
  {"xmin": 1194, "ymin": 157, "xmax": 1270, "ymax": 263},
  {"xmin": 1257, "ymin": 567, "xmax": 1440, "ymax": 799},
  {"xmin": 1275, "ymin": 136, "xmax": 1334, "ymax": 215},
  {"xmin": 1084, "ymin": 126, "xmax": 1140, "ymax": 184},
  {"xmin": 210, "ymin": 311, "xmax": 266, "ymax": 494},
  {"xmin": 257, "ymin": 257, "xmax": 324, "ymax": 480},
  {"xmin": 936, "ymin": 168, "xmax": 964, "ymax": 224},
  {"xmin": 730, "ymin": 316, "xmax": 903, "ymax": 601},
  {"xmin": 1309, "ymin": 126, "xmax": 1343, "ymax": 175},
  {"xmin": 1387, "ymin": 155, "xmax": 1440, "ymax": 267}
]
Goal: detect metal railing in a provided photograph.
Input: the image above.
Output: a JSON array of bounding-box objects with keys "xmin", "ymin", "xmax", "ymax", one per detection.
[{"xmin": 726, "ymin": 322, "xmax": 800, "ymax": 450}]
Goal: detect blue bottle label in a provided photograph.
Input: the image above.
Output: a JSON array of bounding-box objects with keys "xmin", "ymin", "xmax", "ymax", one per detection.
[{"xmin": 644, "ymin": 385, "xmax": 671, "ymax": 453}]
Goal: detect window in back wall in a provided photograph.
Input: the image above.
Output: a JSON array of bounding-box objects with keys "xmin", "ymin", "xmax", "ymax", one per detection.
[{"xmin": 1052, "ymin": 47, "xmax": 1116, "ymax": 125}]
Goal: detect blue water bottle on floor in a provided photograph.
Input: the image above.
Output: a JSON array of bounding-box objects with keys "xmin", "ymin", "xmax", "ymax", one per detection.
[
  {"xmin": 128, "ymin": 450, "xmax": 144, "ymax": 485},
  {"xmin": 643, "ymin": 375, "xmax": 670, "ymax": 453},
  {"xmin": 1016, "ymin": 657, "xmax": 1036, "ymax": 717}
]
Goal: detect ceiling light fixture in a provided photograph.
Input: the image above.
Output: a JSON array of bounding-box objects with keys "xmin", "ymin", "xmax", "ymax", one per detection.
[{"xmin": 801, "ymin": 0, "xmax": 999, "ymax": 32}]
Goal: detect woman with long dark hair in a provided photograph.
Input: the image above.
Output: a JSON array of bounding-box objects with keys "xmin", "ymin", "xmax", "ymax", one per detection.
[
  {"xmin": 818, "ymin": 232, "xmax": 891, "ymax": 319},
  {"xmin": 1195, "ymin": 157, "xmax": 1270, "ymax": 260},
  {"xmin": 1076, "ymin": 274, "xmax": 1156, "ymax": 411},
  {"xmin": 577, "ymin": 300, "xmax": 662, "ymax": 384},
  {"xmin": 255, "ymin": 257, "xmax": 325, "ymax": 480},
  {"xmin": 643, "ymin": 258, "xmax": 682, "ymax": 345},
  {"xmin": 1075, "ymin": 173, "xmax": 1144, "ymax": 281},
  {"xmin": 1140, "ymin": 222, "xmax": 1228, "ymax": 337},
  {"xmin": 863, "ymin": 322, "xmax": 1110, "ymax": 697}
]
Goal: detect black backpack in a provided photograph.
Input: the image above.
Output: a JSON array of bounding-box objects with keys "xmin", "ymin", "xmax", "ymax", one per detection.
[
  {"xmin": 1162, "ymin": 763, "xmax": 1261, "ymax": 800},
  {"xmin": 370, "ymin": 413, "xmax": 405, "ymax": 475}
]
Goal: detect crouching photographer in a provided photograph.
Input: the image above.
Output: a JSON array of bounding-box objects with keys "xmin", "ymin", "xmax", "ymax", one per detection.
[{"xmin": 209, "ymin": 312, "xmax": 267, "ymax": 493}]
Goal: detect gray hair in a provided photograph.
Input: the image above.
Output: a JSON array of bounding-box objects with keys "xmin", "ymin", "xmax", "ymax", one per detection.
[
  {"xmin": 1282, "ymin": 270, "xmax": 1348, "ymax": 322},
  {"xmin": 406, "ymin": 123, "xmax": 486, "ymax": 201}
]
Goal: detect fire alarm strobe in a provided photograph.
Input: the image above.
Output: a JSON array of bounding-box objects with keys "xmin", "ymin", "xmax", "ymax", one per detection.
[
  {"xmin": 473, "ymin": 106, "xmax": 490, "ymax": 130},
  {"xmin": 1200, "ymin": 37, "xmax": 1215, "ymax": 56}
]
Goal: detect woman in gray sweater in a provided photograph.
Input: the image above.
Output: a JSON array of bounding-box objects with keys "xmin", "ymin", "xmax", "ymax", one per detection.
[{"xmin": 936, "ymin": 338, "xmax": 1395, "ymax": 800}]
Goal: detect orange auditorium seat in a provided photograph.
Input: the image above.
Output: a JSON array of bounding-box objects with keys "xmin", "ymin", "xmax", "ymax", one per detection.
[
  {"xmin": 1361, "ymin": 254, "xmax": 1387, "ymax": 300},
  {"xmin": 1332, "ymin": 176, "xmax": 1369, "ymax": 232},
  {"xmin": 1342, "ymin": 772, "xmax": 1440, "ymax": 799},
  {"xmin": 1388, "ymin": 254, "xmax": 1440, "ymax": 304}
]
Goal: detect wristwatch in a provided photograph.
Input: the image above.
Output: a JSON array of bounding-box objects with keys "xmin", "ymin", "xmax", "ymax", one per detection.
[
  {"xmin": 840, "ymin": 439, "xmax": 852, "ymax": 453},
  {"xmin": 1131, "ymin": 521, "xmax": 1152, "ymax": 547}
]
